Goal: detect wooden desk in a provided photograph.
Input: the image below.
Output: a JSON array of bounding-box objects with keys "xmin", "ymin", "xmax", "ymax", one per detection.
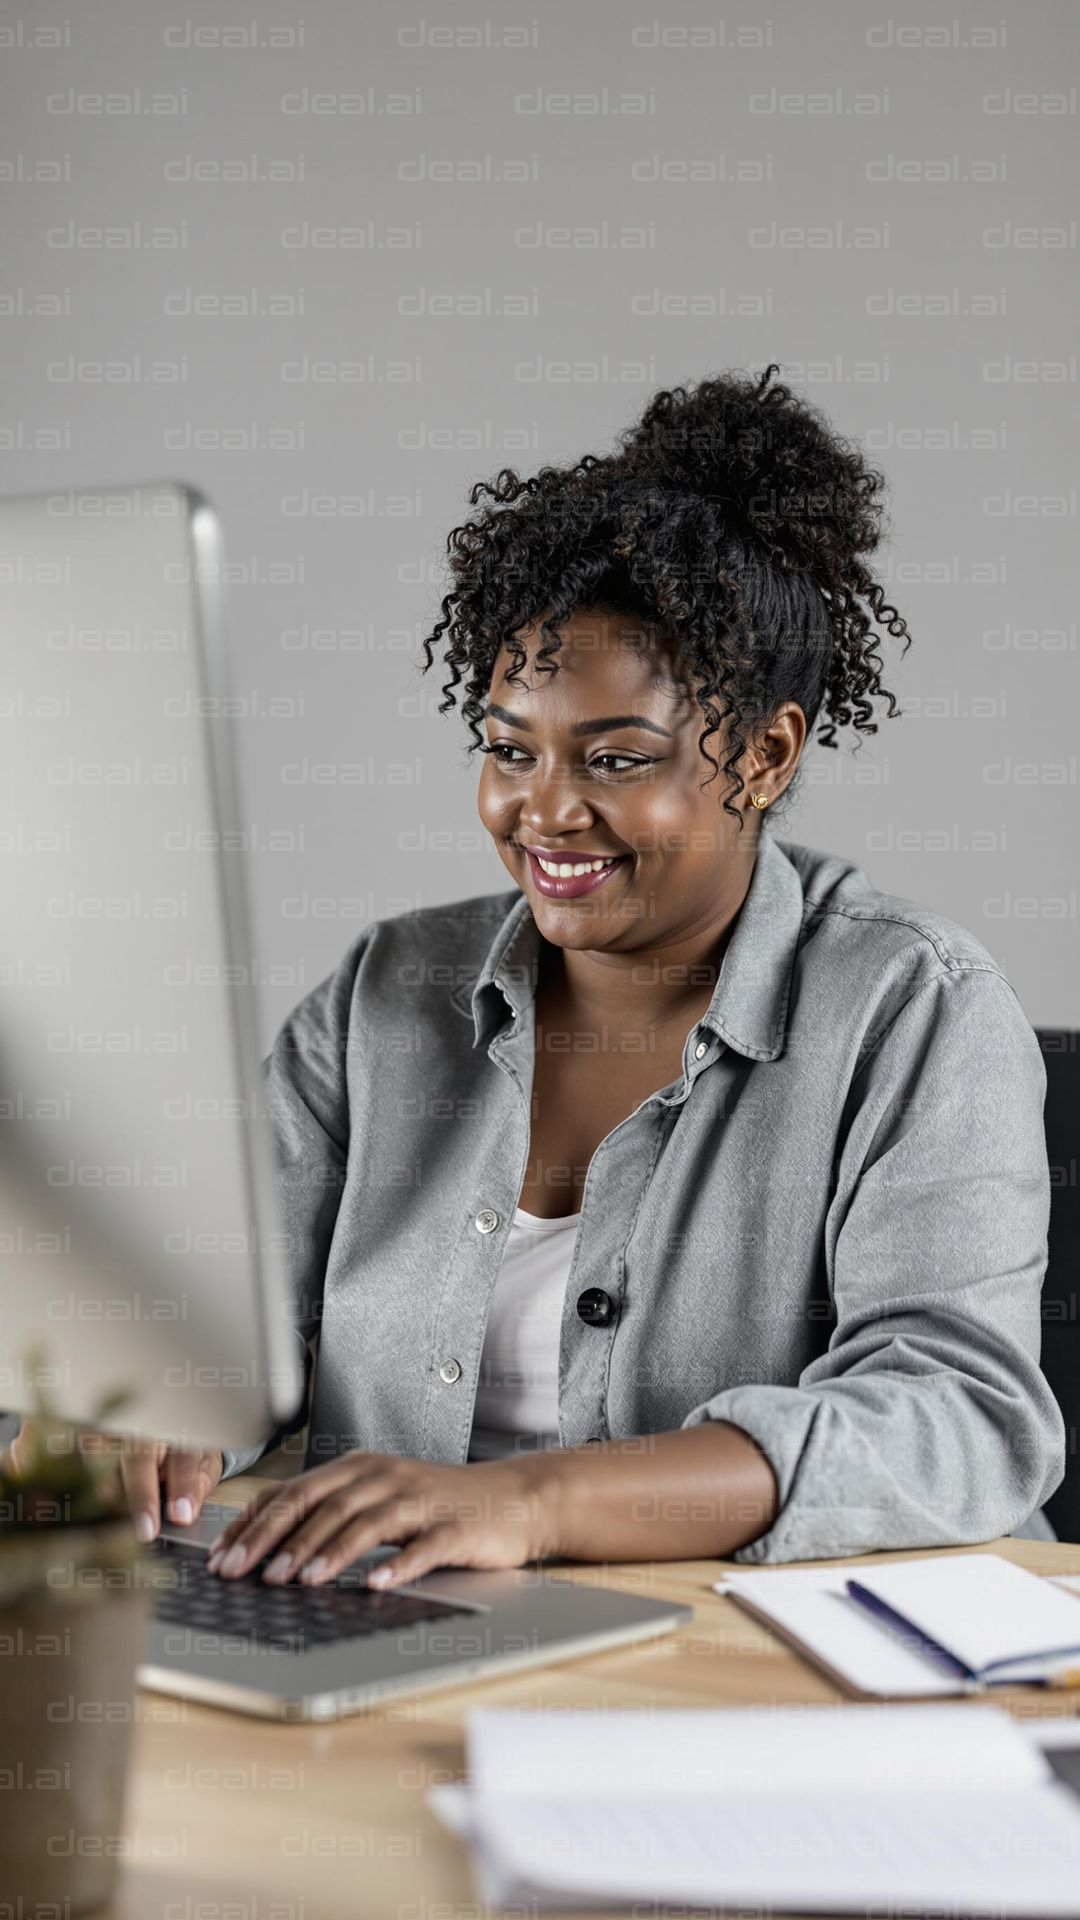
[{"xmin": 102, "ymin": 1479, "xmax": 1080, "ymax": 1920}]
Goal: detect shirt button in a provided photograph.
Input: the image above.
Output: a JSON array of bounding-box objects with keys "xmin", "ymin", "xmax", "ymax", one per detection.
[
  {"xmin": 694, "ymin": 1039, "xmax": 708, "ymax": 1060},
  {"xmin": 439, "ymin": 1359, "xmax": 462, "ymax": 1384},
  {"xmin": 475, "ymin": 1208, "xmax": 500, "ymax": 1234},
  {"xmin": 576, "ymin": 1288, "xmax": 615, "ymax": 1328}
]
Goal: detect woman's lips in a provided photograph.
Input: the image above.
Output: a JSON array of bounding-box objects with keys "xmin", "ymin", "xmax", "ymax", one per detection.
[{"xmin": 524, "ymin": 848, "xmax": 631, "ymax": 900}]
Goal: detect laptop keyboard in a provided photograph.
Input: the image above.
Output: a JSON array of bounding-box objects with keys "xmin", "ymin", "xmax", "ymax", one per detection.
[{"xmin": 150, "ymin": 1535, "xmax": 475, "ymax": 1655}]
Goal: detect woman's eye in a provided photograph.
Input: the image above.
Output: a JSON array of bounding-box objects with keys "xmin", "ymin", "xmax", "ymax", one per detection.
[
  {"xmin": 481, "ymin": 744, "xmax": 651, "ymax": 774},
  {"xmin": 480, "ymin": 743, "xmax": 529, "ymax": 766}
]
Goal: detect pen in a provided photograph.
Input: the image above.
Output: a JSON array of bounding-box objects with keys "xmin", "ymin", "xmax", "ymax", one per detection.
[
  {"xmin": 844, "ymin": 1579, "xmax": 979, "ymax": 1685},
  {"xmin": 845, "ymin": 1581, "xmax": 1080, "ymax": 1691}
]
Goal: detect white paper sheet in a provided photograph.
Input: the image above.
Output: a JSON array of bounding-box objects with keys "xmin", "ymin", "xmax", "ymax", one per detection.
[
  {"xmin": 427, "ymin": 1705, "xmax": 1080, "ymax": 1915},
  {"xmin": 466, "ymin": 1786, "xmax": 1080, "ymax": 1914},
  {"xmin": 464, "ymin": 1700, "xmax": 1046, "ymax": 1795}
]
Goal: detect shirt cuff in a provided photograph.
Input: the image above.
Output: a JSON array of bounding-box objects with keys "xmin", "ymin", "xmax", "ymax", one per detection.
[
  {"xmin": 681, "ymin": 1384, "xmax": 935, "ymax": 1566},
  {"xmin": 218, "ymin": 1443, "xmax": 273, "ymax": 1481}
]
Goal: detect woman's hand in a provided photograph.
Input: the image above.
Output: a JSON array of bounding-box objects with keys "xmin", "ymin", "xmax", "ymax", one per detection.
[
  {"xmin": 206, "ymin": 1450, "xmax": 558, "ymax": 1589},
  {"xmin": 7, "ymin": 1420, "xmax": 223, "ymax": 1542}
]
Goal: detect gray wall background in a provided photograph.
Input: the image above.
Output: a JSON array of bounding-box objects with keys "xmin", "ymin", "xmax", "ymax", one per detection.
[{"xmin": 2, "ymin": 0, "xmax": 1077, "ymax": 1042}]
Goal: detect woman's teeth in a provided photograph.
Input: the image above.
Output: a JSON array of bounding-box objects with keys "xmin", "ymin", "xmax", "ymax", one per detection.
[{"xmin": 535, "ymin": 855, "xmax": 619, "ymax": 878}]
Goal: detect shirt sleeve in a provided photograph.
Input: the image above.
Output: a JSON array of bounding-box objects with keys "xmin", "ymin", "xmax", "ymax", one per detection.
[
  {"xmin": 679, "ymin": 963, "xmax": 1066, "ymax": 1564},
  {"xmin": 219, "ymin": 926, "xmax": 373, "ymax": 1482}
]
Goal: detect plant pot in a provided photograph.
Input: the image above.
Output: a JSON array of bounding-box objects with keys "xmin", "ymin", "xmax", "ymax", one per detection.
[{"xmin": 0, "ymin": 1518, "xmax": 156, "ymax": 1915}]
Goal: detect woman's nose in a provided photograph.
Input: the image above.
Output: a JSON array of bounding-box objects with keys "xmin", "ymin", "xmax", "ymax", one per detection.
[{"xmin": 518, "ymin": 773, "xmax": 597, "ymax": 838}]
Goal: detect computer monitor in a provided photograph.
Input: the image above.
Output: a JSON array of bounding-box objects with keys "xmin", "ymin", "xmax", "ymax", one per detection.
[{"xmin": 0, "ymin": 482, "xmax": 303, "ymax": 1450}]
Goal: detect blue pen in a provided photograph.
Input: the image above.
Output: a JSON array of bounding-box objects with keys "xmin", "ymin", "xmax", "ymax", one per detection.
[{"xmin": 845, "ymin": 1579, "xmax": 981, "ymax": 1687}]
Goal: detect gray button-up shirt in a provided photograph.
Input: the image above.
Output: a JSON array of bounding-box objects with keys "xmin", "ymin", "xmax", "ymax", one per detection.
[{"xmin": 223, "ymin": 827, "xmax": 1065, "ymax": 1564}]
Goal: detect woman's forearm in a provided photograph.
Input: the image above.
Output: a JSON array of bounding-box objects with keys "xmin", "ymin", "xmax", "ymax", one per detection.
[{"xmin": 532, "ymin": 1421, "xmax": 779, "ymax": 1564}]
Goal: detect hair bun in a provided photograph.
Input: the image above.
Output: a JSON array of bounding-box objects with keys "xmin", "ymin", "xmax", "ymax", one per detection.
[
  {"xmin": 614, "ymin": 361, "xmax": 886, "ymax": 585},
  {"xmin": 421, "ymin": 358, "xmax": 912, "ymax": 827}
]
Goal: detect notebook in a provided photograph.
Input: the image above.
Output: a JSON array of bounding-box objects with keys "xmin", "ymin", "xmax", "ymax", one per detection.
[
  {"xmin": 428, "ymin": 1702, "xmax": 1080, "ymax": 1914},
  {"xmin": 720, "ymin": 1552, "xmax": 1080, "ymax": 1697}
]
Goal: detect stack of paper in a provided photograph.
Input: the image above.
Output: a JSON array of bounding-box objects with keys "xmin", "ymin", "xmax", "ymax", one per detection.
[{"xmin": 429, "ymin": 1703, "xmax": 1080, "ymax": 1913}]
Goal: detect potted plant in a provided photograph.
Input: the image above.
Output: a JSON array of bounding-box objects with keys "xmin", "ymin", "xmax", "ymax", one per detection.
[{"xmin": 0, "ymin": 1357, "xmax": 162, "ymax": 1914}]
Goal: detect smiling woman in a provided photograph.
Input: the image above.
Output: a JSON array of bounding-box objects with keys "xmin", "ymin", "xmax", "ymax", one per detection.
[{"xmin": 75, "ymin": 364, "xmax": 1064, "ymax": 1593}]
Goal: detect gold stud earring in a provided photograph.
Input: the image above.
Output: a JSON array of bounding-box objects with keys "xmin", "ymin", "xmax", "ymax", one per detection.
[{"xmin": 750, "ymin": 792, "xmax": 769, "ymax": 810}]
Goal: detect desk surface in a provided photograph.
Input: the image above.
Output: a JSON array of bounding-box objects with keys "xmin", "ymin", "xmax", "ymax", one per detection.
[{"xmin": 103, "ymin": 1479, "xmax": 1080, "ymax": 1920}]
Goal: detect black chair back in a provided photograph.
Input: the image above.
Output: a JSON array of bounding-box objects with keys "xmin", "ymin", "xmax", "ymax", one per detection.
[{"xmin": 1038, "ymin": 1030, "xmax": 1080, "ymax": 1545}]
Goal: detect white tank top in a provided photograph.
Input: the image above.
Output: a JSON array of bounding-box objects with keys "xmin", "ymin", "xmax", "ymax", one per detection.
[{"xmin": 466, "ymin": 1204, "xmax": 580, "ymax": 1464}]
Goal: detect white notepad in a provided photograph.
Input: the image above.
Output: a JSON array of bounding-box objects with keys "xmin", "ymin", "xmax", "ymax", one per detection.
[
  {"xmin": 721, "ymin": 1553, "xmax": 1080, "ymax": 1697},
  {"xmin": 428, "ymin": 1703, "xmax": 1080, "ymax": 1914},
  {"xmin": 847, "ymin": 1554, "xmax": 1080, "ymax": 1685}
]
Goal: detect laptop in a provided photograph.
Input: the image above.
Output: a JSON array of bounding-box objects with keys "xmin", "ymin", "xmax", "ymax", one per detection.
[
  {"xmin": 147, "ymin": 1498, "xmax": 691, "ymax": 1722},
  {"xmin": 0, "ymin": 480, "xmax": 693, "ymax": 1719}
]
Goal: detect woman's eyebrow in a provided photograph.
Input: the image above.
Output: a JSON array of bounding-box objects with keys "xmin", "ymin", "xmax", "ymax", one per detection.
[{"xmin": 483, "ymin": 704, "xmax": 673, "ymax": 739}]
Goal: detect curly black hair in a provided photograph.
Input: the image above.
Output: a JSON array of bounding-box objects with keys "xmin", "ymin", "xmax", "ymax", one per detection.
[{"xmin": 419, "ymin": 362, "xmax": 912, "ymax": 831}]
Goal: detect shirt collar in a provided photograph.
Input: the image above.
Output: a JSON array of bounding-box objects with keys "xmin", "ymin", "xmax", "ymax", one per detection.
[{"xmin": 469, "ymin": 828, "xmax": 807, "ymax": 1063}]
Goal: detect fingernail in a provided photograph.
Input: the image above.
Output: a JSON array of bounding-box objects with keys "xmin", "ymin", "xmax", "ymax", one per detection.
[
  {"xmin": 134, "ymin": 1510, "xmax": 157, "ymax": 1544},
  {"xmin": 220, "ymin": 1545, "xmax": 248, "ymax": 1577},
  {"xmin": 207, "ymin": 1535, "xmax": 226, "ymax": 1554},
  {"xmin": 299, "ymin": 1556, "xmax": 330, "ymax": 1585},
  {"xmin": 262, "ymin": 1553, "xmax": 293, "ymax": 1584},
  {"xmin": 367, "ymin": 1565, "xmax": 393, "ymax": 1587},
  {"xmin": 170, "ymin": 1497, "xmax": 193, "ymax": 1525},
  {"xmin": 206, "ymin": 1548, "xmax": 224, "ymax": 1571}
]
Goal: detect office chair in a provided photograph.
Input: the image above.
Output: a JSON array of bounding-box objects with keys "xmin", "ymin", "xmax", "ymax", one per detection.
[{"xmin": 1037, "ymin": 1030, "xmax": 1080, "ymax": 1546}]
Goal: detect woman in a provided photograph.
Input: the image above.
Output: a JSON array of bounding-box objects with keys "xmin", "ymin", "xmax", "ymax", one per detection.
[{"xmin": 28, "ymin": 364, "xmax": 1064, "ymax": 1583}]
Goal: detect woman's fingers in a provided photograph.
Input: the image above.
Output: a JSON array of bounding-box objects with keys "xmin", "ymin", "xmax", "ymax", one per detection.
[
  {"xmin": 288, "ymin": 1502, "xmax": 434, "ymax": 1588},
  {"xmin": 262, "ymin": 1484, "xmax": 413, "ymax": 1586},
  {"xmin": 163, "ymin": 1448, "xmax": 223, "ymax": 1526},
  {"xmin": 7, "ymin": 1419, "xmax": 37, "ymax": 1475},
  {"xmin": 365, "ymin": 1521, "xmax": 467, "ymax": 1591},
  {"xmin": 208, "ymin": 1458, "xmax": 377, "ymax": 1577},
  {"xmin": 206, "ymin": 1468, "xmax": 341, "ymax": 1556},
  {"xmin": 205, "ymin": 1483, "xmax": 292, "ymax": 1565},
  {"xmin": 9, "ymin": 1426, "xmax": 226, "ymax": 1543},
  {"xmin": 118, "ymin": 1438, "xmax": 168, "ymax": 1542}
]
